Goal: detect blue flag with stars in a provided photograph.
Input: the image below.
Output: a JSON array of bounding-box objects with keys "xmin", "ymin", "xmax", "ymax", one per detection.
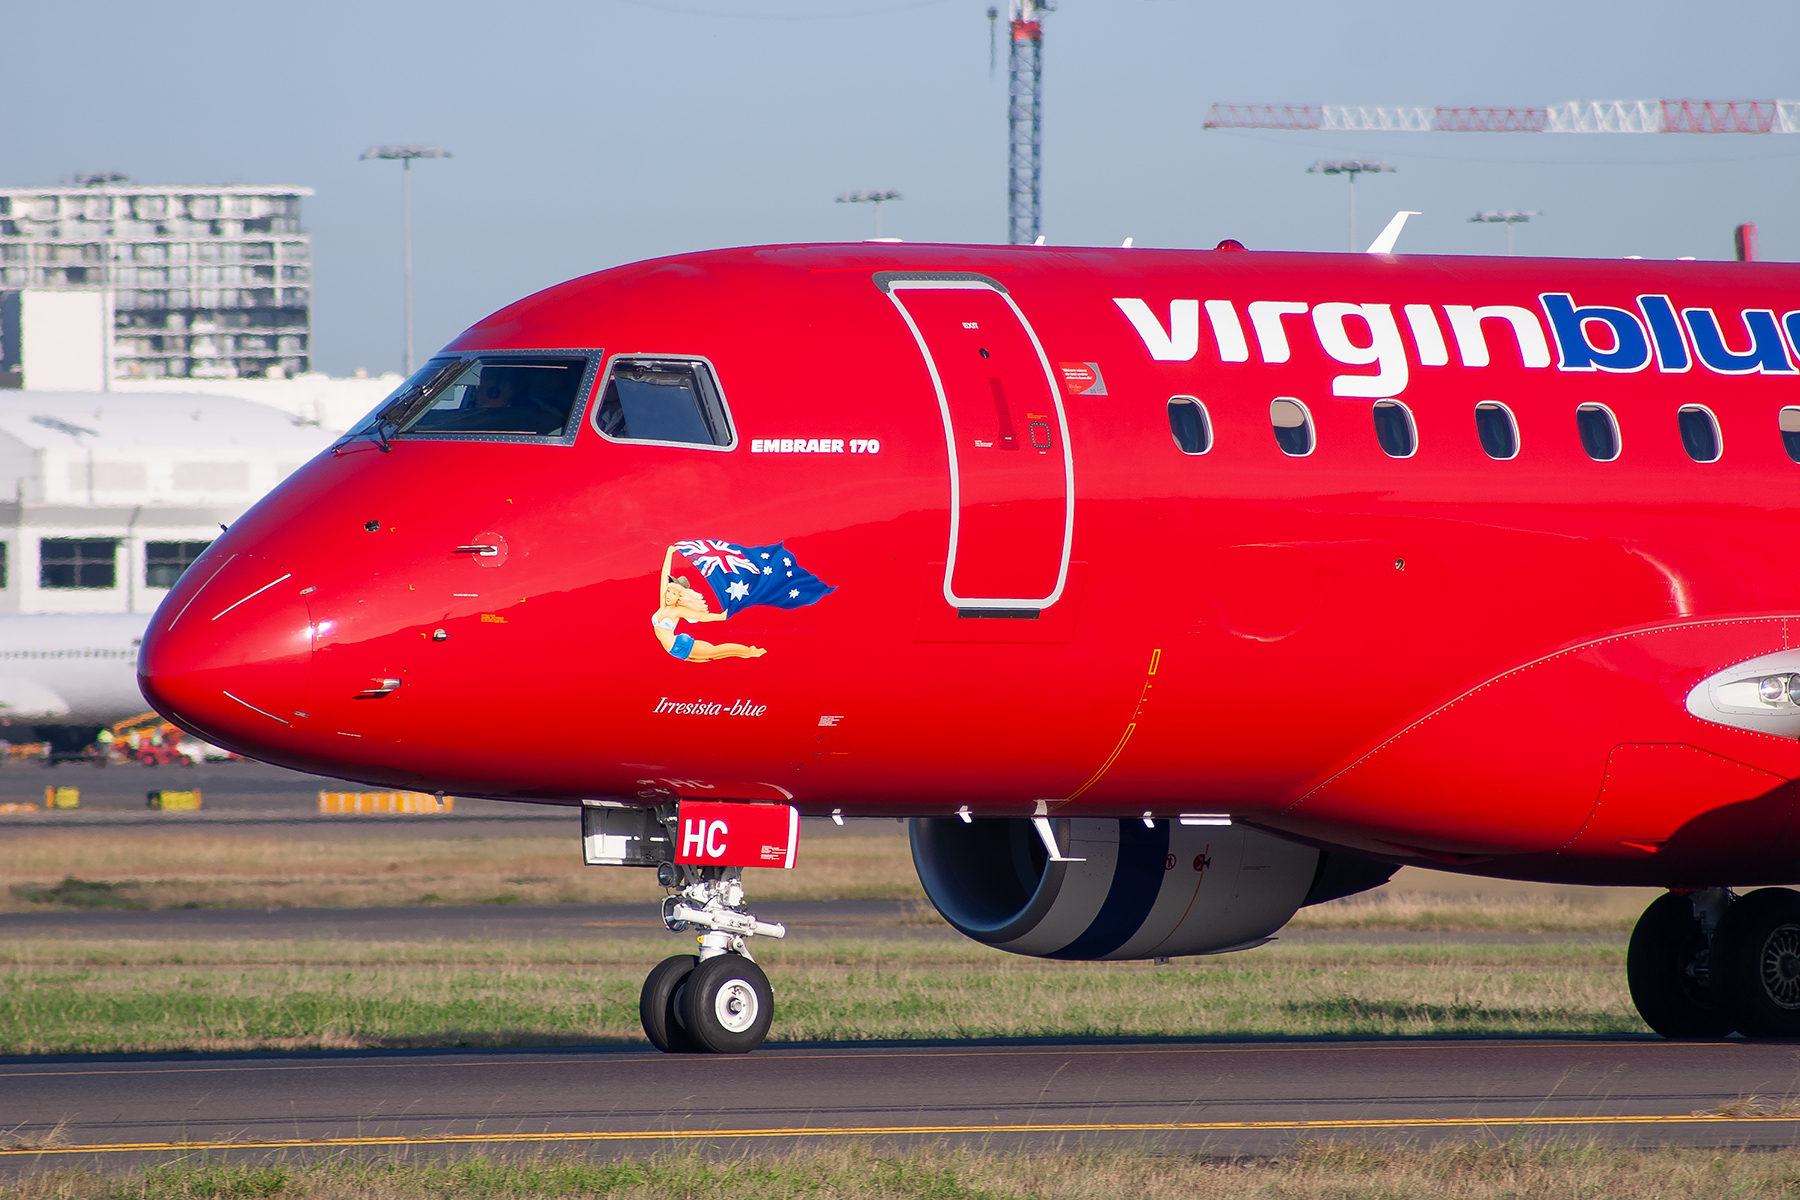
[{"xmin": 673, "ymin": 539, "xmax": 835, "ymax": 617}]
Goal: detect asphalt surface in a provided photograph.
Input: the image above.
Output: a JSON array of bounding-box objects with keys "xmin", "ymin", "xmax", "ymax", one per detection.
[{"xmin": 5, "ymin": 1037, "xmax": 1800, "ymax": 1163}]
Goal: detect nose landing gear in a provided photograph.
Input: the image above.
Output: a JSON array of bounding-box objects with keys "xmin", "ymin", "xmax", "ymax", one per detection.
[
  {"xmin": 640, "ymin": 865, "xmax": 782, "ymax": 1054},
  {"xmin": 1628, "ymin": 886, "xmax": 1800, "ymax": 1039}
]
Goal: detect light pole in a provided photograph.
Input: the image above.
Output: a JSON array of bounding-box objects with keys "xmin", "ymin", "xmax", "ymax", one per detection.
[
  {"xmin": 361, "ymin": 144, "xmax": 451, "ymax": 374},
  {"xmin": 1308, "ymin": 159, "xmax": 1394, "ymax": 251},
  {"xmin": 837, "ymin": 190, "xmax": 903, "ymax": 238},
  {"xmin": 1469, "ymin": 210, "xmax": 1540, "ymax": 256}
]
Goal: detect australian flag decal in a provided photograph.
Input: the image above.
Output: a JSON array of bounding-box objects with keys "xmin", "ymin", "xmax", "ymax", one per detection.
[{"xmin": 673, "ymin": 539, "xmax": 835, "ymax": 617}]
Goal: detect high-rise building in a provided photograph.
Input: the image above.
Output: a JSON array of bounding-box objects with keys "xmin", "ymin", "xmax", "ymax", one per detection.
[{"xmin": 0, "ymin": 179, "xmax": 313, "ymax": 385}]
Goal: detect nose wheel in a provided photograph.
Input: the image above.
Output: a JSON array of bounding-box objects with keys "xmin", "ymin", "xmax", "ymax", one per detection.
[
  {"xmin": 1628, "ymin": 887, "xmax": 1800, "ymax": 1039},
  {"xmin": 678, "ymin": 954, "xmax": 774, "ymax": 1053},
  {"xmin": 639, "ymin": 954, "xmax": 699, "ymax": 1053},
  {"xmin": 638, "ymin": 865, "xmax": 784, "ymax": 1054}
]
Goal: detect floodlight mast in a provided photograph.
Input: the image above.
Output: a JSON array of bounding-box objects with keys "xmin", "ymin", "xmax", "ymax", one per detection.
[
  {"xmin": 361, "ymin": 144, "xmax": 451, "ymax": 374},
  {"xmin": 1470, "ymin": 209, "xmax": 1540, "ymax": 256},
  {"xmin": 1006, "ymin": 1, "xmax": 1051, "ymax": 245},
  {"xmin": 1308, "ymin": 159, "xmax": 1393, "ymax": 252},
  {"xmin": 837, "ymin": 190, "xmax": 903, "ymax": 238}
]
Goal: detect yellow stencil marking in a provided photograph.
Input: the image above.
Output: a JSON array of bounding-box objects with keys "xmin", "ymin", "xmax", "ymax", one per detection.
[{"xmin": 1065, "ymin": 648, "xmax": 1161, "ymax": 802}]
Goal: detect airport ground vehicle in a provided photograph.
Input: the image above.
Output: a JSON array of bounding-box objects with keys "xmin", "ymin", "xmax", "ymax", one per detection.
[
  {"xmin": 108, "ymin": 713, "xmax": 222, "ymax": 766},
  {"xmin": 139, "ymin": 238, "xmax": 1800, "ymax": 1050}
]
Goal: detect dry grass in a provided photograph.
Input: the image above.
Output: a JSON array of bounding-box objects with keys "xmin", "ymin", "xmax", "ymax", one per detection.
[
  {"xmin": 0, "ymin": 831, "xmax": 1666, "ymax": 938},
  {"xmin": 7, "ymin": 1142, "xmax": 1800, "ymax": 1200},
  {"xmin": 0, "ymin": 830, "xmax": 924, "ymax": 911},
  {"xmin": 1290, "ymin": 867, "xmax": 1658, "ymax": 934},
  {"xmin": 1291, "ymin": 892, "xmax": 1640, "ymax": 934},
  {"xmin": 0, "ymin": 935, "xmax": 1641, "ymax": 1055}
]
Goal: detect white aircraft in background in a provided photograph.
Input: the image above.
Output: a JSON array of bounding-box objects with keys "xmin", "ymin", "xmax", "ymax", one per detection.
[{"xmin": 0, "ymin": 613, "xmax": 154, "ymax": 755}]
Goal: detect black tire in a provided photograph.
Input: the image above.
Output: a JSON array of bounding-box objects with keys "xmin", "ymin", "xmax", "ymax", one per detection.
[
  {"xmin": 1715, "ymin": 888, "xmax": 1800, "ymax": 1038},
  {"xmin": 639, "ymin": 954, "xmax": 700, "ymax": 1053},
  {"xmin": 1626, "ymin": 892, "xmax": 1734, "ymax": 1038},
  {"xmin": 677, "ymin": 953, "xmax": 774, "ymax": 1054}
]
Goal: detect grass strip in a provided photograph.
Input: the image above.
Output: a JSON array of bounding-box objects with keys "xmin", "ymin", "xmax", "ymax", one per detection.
[
  {"xmin": 6, "ymin": 1142, "xmax": 1800, "ymax": 1200},
  {"xmin": 0, "ymin": 938, "xmax": 1640, "ymax": 1055}
]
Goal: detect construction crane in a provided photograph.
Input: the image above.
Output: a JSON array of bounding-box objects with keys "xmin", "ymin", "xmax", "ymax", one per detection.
[
  {"xmin": 995, "ymin": 1, "xmax": 1051, "ymax": 245},
  {"xmin": 1203, "ymin": 99, "xmax": 1800, "ymax": 134}
]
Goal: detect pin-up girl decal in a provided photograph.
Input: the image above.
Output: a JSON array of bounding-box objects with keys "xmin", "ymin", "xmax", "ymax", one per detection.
[
  {"xmin": 652, "ymin": 539, "xmax": 834, "ymax": 663},
  {"xmin": 654, "ymin": 546, "xmax": 765, "ymax": 662}
]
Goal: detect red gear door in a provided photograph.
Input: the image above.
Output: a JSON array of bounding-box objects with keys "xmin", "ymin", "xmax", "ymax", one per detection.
[{"xmin": 885, "ymin": 276, "xmax": 1073, "ymax": 610}]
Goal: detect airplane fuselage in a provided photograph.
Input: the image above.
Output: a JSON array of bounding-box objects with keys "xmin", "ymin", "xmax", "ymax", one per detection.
[{"xmin": 139, "ymin": 243, "xmax": 1800, "ymax": 889}]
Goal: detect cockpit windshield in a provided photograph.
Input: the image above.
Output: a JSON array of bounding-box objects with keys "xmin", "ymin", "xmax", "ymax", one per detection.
[
  {"xmin": 402, "ymin": 357, "xmax": 590, "ymax": 436},
  {"xmin": 343, "ymin": 353, "xmax": 596, "ymax": 446}
]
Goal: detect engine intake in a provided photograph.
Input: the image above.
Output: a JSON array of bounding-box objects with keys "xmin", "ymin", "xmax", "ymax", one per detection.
[{"xmin": 909, "ymin": 816, "xmax": 1392, "ymax": 960}]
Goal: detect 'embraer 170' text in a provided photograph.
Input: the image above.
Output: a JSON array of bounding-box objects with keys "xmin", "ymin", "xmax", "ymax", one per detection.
[{"xmin": 1113, "ymin": 295, "xmax": 1800, "ymax": 398}]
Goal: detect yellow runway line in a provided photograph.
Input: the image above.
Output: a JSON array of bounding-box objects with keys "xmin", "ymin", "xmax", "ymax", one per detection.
[{"xmin": 7, "ymin": 1113, "xmax": 1800, "ymax": 1156}]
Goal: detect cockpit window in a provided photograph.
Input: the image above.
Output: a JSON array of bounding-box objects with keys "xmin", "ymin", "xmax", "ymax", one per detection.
[
  {"xmin": 594, "ymin": 358, "xmax": 735, "ymax": 449},
  {"xmin": 341, "ymin": 351, "xmax": 599, "ymax": 447},
  {"xmin": 401, "ymin": 357, "xmax": 589, "ymax": 436}
]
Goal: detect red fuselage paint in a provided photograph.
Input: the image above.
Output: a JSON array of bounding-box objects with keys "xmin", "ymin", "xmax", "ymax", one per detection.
[{"xmin": 138, "ymin": 243, "xmax": 1800, "ymax": 888}]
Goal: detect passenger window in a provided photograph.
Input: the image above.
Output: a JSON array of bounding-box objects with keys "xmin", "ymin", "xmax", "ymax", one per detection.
[
  {"xmin": 1782, "ymin": 407, "xmax": 1800, "ymax": 463},
  {"xmin": 596, "ymin": 358, "xmax": 734, "ymax": 448},
  {"xmin": 389, "ymin": 355, "xmax": 591, "ymax": 438},
  {"xmin": 1270, "ymin": 398, "xmax": 1314, "ymax": 457},
  {"xmin": 1372, "ymin": 400, "xmax": 1416, "ymax": 458},
  {"xmin": 1678, "ymin": 405, "xmax": 1721, "ymax": 463},
  {"xmin": 1577, "ymin": 403, "xmax": 1620, "ymax": 462},
  {"xmin": 1167, "ymin": 397, "xmax": 1212, "ymax": 454},
  {"xmin": 1474, "ymin": 402, "xmax": 1518, "ymax": 460}
]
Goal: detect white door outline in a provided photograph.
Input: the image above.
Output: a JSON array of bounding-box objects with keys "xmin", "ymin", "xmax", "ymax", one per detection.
[{"xmin": 883, "ymin": 276, "xmax": 1075, "ymax": 610}]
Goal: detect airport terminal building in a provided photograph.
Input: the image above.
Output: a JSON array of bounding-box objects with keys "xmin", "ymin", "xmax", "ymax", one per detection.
[{"xmin": 0, "ymin": 392, "xmax": 334, "ymax": 613}]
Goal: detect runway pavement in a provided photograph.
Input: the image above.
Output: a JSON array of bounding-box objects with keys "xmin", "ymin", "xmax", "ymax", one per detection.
[{"xmin": 4, "ymin": 1036, "xmax": 1800, "ymax": 1163}]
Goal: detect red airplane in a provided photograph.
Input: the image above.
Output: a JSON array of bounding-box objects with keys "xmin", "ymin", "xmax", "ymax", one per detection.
[{"xmin": 139, "ymin": 240, "xmax": 1800, "ymax": 1053}]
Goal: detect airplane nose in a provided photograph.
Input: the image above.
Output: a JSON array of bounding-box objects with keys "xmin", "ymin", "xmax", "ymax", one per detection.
[{"xmin": 138, "ymin": 553, "xmax": 314, "ymax": 747}]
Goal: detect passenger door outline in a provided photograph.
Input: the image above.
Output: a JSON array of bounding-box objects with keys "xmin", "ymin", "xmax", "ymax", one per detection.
[{"xmin": 880, "ymin": 273, "xmax": 1075, "ymax": 611}]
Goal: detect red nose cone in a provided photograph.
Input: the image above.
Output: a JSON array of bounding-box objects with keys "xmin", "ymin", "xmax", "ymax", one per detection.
[{"xmin": 138, "ymin": 553, "xmax": 313, "ymax": 752}]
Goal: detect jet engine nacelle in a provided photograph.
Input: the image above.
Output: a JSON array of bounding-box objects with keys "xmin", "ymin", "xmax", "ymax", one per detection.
[{"xmin": 909, "ymin": 816, "xmax": 1395, "ymax": 960}]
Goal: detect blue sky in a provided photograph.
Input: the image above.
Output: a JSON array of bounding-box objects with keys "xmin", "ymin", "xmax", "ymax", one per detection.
[{"xmin": 7, "ymin": 0, "xmax": 1796, "ymax": 375}]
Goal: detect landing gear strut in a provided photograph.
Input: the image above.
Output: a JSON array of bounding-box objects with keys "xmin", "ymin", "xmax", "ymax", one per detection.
[
  {"xmin": 1628, "ymin": 887, "xmax": 1800, "ymax": 1039},
  {"xmin": 639, "ymin": 865, "xmax": 782, "ymax": 1054}
]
